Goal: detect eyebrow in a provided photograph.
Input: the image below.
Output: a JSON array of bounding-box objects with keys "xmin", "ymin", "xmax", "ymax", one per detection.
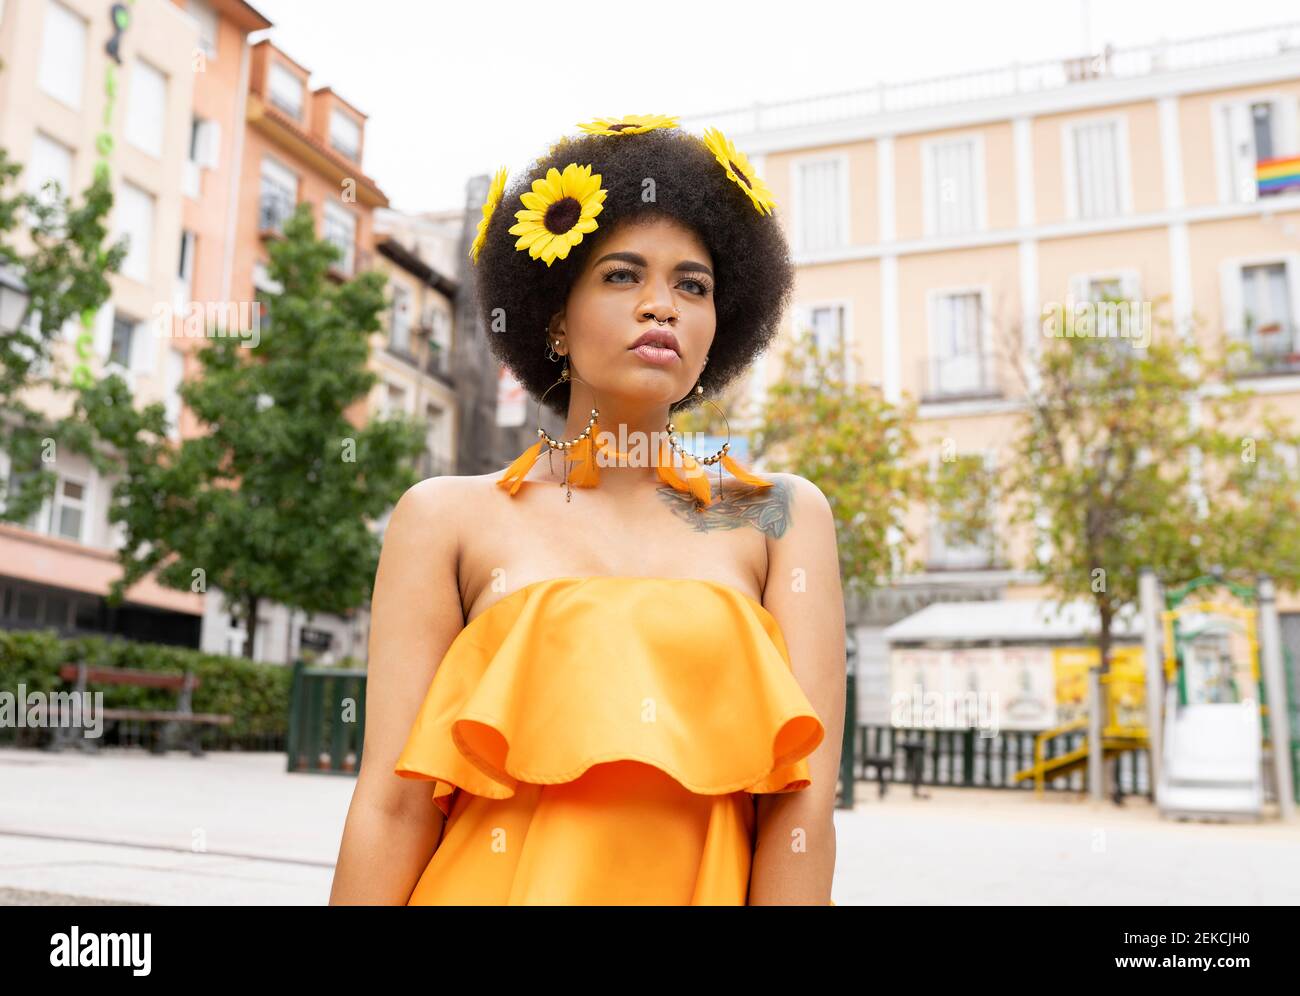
[{"xmin": 593, "ymin": 251, "xmax": 714, "ymax": 278}]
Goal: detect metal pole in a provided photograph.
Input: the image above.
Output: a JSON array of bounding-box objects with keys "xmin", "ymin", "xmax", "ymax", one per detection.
[
  {"xmin": 1088, "ymin": 657, "xmax": 1103, "ymax": 802},
  {"xmin": 1257, "ymin": 576, "xmax": 1296, "ymax": 821},
  {"xmin": 1139, "ymin": 568, "xmax": 1164, "ymax": 796}
]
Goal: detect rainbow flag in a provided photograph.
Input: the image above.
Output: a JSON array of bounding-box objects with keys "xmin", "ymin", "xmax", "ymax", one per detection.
[{"xmin": 1256, "ymin": 155, "xmax": 1300, "ymax": 195}]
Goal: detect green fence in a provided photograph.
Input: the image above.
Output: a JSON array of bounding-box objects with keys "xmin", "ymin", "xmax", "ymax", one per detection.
[
  {"xmin": 849, "ymin": 725, "xmax": 1152, "ymax": 796},
  {"xmin": 286, "ymin": 660, "xmax": 366, "ymax": 775}
]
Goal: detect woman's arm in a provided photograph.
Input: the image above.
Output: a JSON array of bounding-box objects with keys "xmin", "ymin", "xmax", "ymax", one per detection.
[
  {"xmin": 748, "ymin": 474, "xmax": 847, "ymax": 905},
  {"xmin": 329, "ymin": 477, "xmax": 466, "ymax": 905}
]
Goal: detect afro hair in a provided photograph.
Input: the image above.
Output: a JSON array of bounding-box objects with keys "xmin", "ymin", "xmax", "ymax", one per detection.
[{"xmin": 472, "ymin": 126, "xmax": 796, "ymax": 418}]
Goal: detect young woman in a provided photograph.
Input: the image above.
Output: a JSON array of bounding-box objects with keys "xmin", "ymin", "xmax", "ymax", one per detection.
[{"xmin": 329, "ymin": 117, "xmax": 845, "ymax": 905}]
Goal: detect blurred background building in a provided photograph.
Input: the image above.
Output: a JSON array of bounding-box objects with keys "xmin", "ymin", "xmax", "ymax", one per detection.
[
  {"xmin": 684, "ymin": 22, "xmax": 1300, "ymax": 722},
  {"xmin": 0, "ymin": 0, "xmax": 536, "ymax": 662}
]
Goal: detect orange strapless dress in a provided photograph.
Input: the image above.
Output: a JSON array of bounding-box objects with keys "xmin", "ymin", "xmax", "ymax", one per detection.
[{"xmin": 393, "ymin": 575, "xmax": 829, "ymax": 905}]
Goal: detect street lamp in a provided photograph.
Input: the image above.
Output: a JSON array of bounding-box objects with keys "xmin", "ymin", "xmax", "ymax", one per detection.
[{"xmin": 0, "ymin": 265, "xmax": 30, "ymax": 332}]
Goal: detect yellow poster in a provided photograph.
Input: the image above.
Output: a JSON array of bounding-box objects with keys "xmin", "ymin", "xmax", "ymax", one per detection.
[{"xmin": 1051, "ymin": 645, "xmax": 1147, "ymax": 731}]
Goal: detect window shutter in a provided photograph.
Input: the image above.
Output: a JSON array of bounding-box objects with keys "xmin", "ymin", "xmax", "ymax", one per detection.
[
  {"xmin": 1219, "ymin": 259, "xmax": 1244, "ymax": 339},
  {"xmin": 798, "ymin": 160, "xmax": 843, "ymax": 253},
  {"xmin": 201, "ymin": 120, "xmax": 221, "ymax": 169},
  {"xmin": 92, "ymin": 302, "xmax": 115, "ymax": 359},
  {"xmin": 1284, "ymin": 252, "xmax": 1300, "ymax": 339},
  {"xmin": 130, "ymin": 319, "xmax": 156, "ymax": 374}
]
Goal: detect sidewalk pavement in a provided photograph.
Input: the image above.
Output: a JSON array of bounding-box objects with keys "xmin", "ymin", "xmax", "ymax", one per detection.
[{"xmin": 2, "ymin": 747, "xmax": 1297, "ymax": 905}]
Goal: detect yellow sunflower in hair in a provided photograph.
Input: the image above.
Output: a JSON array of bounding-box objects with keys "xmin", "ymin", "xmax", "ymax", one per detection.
[
  {"xmin": 577, "ymin": 113, "xmax": 679, "ymax": 136},
  {"xmin": 702, "ymin": 127, "xmax": 777, "ymax": 216},
  {"xmin": 508, "ymin": 163, "xmax": 607, "ymax": 267},
  {"xmin": 468, "ymin": 165, "xmax": 508, "ymax": 264}
]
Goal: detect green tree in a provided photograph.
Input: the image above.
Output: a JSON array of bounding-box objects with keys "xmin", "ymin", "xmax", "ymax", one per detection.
[
  {"xmin": 0, "ymin": 146, "xmax": 126, "ymax": 524},
  {"xmin": 749, "ymin": 325, "xmax": 930, "ymax": 597},
  {"xmin": 941, "ymin": 293, "xmax": 1300, "ymax": 713},
  {"xmin": 76, "ymin": 203, "xmax": 425, "ymax": 658}
]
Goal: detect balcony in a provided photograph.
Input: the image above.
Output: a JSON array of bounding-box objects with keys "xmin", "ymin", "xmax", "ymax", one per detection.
[
  {"xmin": 1233, "ymin": 325, "xmax": 1300, "ymax": 378},
  {"xmin": 926, "ymin": 526, "xmax": 998, "ymax": 572},
  {"xmin": 680, "ymin": 23, "xmax": 1300, "ymax": 138},
  {"xmin": 920, "ymin": 351, "xmax": 1005, "ymax": 402},
  {"xmin": 258, "ymin": 189, "xmax": 295, "ymax": 235}
]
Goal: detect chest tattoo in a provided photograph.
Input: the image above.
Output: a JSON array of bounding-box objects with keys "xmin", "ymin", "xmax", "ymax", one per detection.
[{"xmin": 656, "ymin": 478, "xmax": 793, "ymax": 537}]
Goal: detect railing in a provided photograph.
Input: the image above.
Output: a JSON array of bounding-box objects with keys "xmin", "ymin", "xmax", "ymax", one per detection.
[
  {"xmin": 853, "ymin": 724, "xmax": 1152, "ymax": 796},
  {"xmin": 680, "ymin": 23, "xmax": 1300, "ymax": 138},
  {"xmin": 1236, "ymin": 326, "xmax": 1300, "ymax": 377},
  {"xmin": 920, "ymin": 351, "xmax": 1005, "ymax": 402},
  {"xmin": 286, "ymin": 660, "xmax": 366, "ymax": 775}
]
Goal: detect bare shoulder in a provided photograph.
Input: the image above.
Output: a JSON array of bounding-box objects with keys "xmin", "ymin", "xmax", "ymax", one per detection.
[
  {"xmin": 760, "ymin": 473, "xmax": 838, "ymax": 591},
  {"xmin": 761, "ymin": 472, "xmax": 834, "ymax": 536}
]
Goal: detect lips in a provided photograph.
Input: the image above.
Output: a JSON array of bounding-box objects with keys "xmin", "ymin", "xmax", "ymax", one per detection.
[{"xmin": 629, "ymin": 329, "xmax": 680, "ymax": 354}]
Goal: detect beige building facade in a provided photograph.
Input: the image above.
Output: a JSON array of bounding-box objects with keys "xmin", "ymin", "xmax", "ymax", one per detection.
[{"xmin": 685, "ymin": 25, "xmax": 1300, "ymax": 720}]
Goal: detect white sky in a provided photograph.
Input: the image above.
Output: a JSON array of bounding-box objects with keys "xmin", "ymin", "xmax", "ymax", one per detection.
[{"xmin": 247, "ymin": 0, "xmax": 1300, "ymax": 214}]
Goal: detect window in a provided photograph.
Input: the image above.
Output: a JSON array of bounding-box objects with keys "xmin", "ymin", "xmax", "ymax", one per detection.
[
  {"xmin": 795, "ymin": 157, "xmax": 847, "ymax": 253},
  {"xmin": 330, "ymin": 109, "xmax": 361, "ymax": 161},
  {"xmin": 186, "ymin": 0, "xmax": 219, "ymax": 58},
  {"xmin": 51, "ymin": 476, "xmax": 86, "ymax": 541},
  {"xmin": 109, "ymin": 313, "xmax": 136, "ymax": 367},
  {"xmin": 928, "ymin": 451, "xmax": 996, "ymax": 570},
  {"xmin": 1242, "ymin": 262, "xmax": 1295, "ymax": 369},
  {"xmin": 389, "ymin": 285, "xmax": 412, "ymax": 353},
  {"xmin": 1219, "ymin": 97, "xmax": 1299, "ymax": 202},
  {"xmin": 184, "ymin": 117, "xmax": 220, "ymax": 197},
  {"xmin": 794, "ymin": 303, "xmax": 850, "ymax": 381},
  {"xmin": 258, "ymin": 157, "xmax": 297, "ymax": 232},
  {"xmin": 116, "ymin": 183, "xmax": 155, "ymax": 283},
  {"xmin": 1065, "ymin": 118, "xmax": 1127, "ymax": 219},
  {"xmin": 267, "ymin": 62, "xmax": 303, "ymax": 119},
  {"xmin": 811, "ymin": 304, "xmax": 845, "ymax": 362},
  {"xmin": 925, "ymin": 136, "xmax": 983, "ymax": 235},
  {"xmin": 1070, "ymin": 270, "xmax": 1141, "ymax": 340},
  {"xmin": 928, "ymin": 290, "xmax": 994, "ymax": 398},
  {"xmin": 176, "ymin": 230, "xmax": 196, "ymax": 312},
  {"xmin": 26, "ymin": 132, "xmax": 73, "ymax": 207},
  {"xmin": 38, "ymin": 1, "xmax": 86, "ymax": 109},
  {"xmin": 1220, "ymin": 255, "xmax": 1300, "ymax": 376},
  {"xmin": 385, "ymin": 382, "xmax": 407, "ymax": 416},
  {"xmin": 125, "ymin": 60, "xmax": 167, "ymax": 158},
  {"xmin": 323, "ymin": 201, "xmax": 357, "ymax": 274}
]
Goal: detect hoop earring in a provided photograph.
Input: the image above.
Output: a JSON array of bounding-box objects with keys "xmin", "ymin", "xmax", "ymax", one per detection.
[
  {"xmin": 657, "ymin": 381, "xmax": 772, "ymax": 508},
  {"xmin": 527, "ymin": 353, "xmax": 603, "ymax": 507}
]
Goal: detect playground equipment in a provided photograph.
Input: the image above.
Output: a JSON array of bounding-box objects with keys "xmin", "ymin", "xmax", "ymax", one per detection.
[
  {"xmin": 1012, "ymin": 663, "xmax": 1148, "ymax": 795},
  {"xmin": 1012, "ymin": 574, "xmax": 1297, "ymax": 820},
  {"xmin": 1156, "ymin": 576, "xmax": 1279, "ymax": 820}
]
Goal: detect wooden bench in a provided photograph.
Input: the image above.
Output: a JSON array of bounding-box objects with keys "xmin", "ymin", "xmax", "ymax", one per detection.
[{"xmin": 48, "ymin": 663, "xmax": 234, "ymax": 756}]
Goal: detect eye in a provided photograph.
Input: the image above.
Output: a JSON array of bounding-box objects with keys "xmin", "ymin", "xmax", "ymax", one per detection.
[
  {"xmin": 600, "ymin": 266, "xmax": 713, "ymax": 297},
  {"xmin": 602, "ymin": 266, "xmax": 638, "ymax": 284}
]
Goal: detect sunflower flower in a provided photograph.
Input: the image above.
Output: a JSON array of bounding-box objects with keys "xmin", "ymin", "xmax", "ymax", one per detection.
[
  {"xmin": 576, "ymin": 113, "xmax": 679, "ymax": 136},
  {"xmin": 507, "ymin": 163, "xmax": 607, "ymax": 267},
  {"xmin": 702, "ymin": 127, "xmax": 777, "ymax": 216},
  {"xmin": 468, "ymin": 166, "xmax": 508, "ymax": 264}
]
